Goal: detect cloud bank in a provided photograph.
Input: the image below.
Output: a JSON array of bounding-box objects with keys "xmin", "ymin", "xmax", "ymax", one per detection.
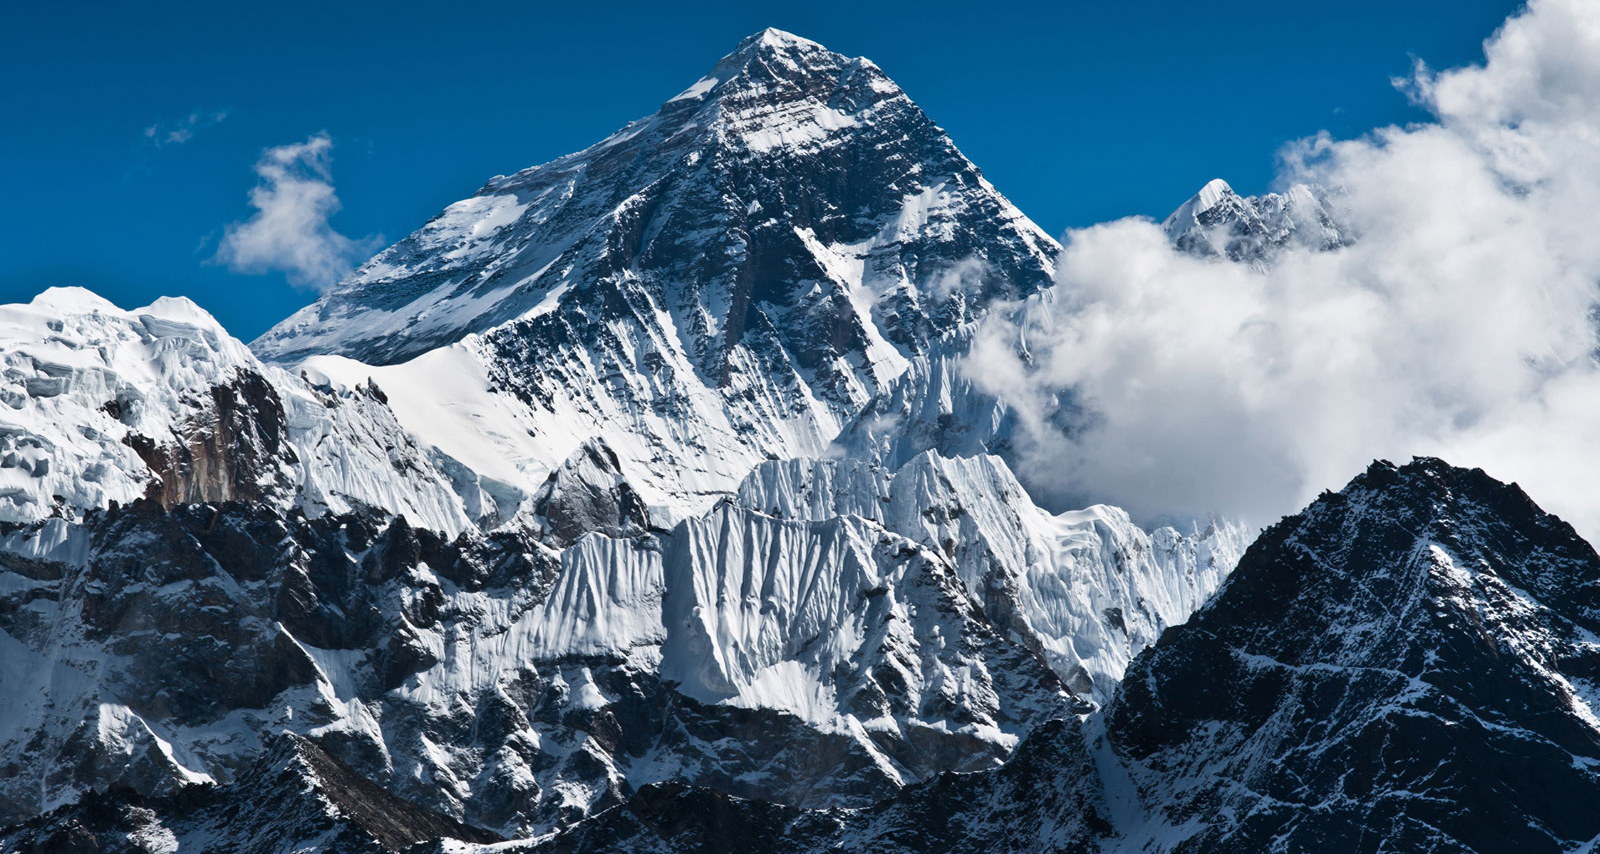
[
  {"xmin": 213, "ymin": 133, "xmax": 381, "ymax": 291},
  {"xmin": 968, "ymin": 0, "xmax": 1600, "ymax": 540}
]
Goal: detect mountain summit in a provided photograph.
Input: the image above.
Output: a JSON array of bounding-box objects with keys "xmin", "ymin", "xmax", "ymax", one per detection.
[
  {"xmin": 252, "ymin": 29, "xmax": 1058, "ymax": 520},
  {"xmin": 253, "ymin": 28, "xmax": 1055, "ymax": 366}
]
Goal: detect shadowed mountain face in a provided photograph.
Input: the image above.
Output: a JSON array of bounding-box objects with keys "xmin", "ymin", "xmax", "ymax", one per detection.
[
  {"xmin": 1104, "ymin": 457, "xmax": 1600, "ymax": 852},
  {"xmin": 0, "ymin": 735, "xmax": 501, "ymax": 854}
]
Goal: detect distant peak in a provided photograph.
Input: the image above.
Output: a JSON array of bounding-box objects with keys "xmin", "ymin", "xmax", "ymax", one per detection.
[{"xmin": 1161, "ymin": 178, "xmax": 1238, "ymax": 233}]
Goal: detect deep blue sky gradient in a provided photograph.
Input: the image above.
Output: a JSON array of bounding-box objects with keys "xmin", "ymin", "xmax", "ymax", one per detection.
[{"xmin": 2, "ymin": 0, "xmax": 1522, "ymax": 339}]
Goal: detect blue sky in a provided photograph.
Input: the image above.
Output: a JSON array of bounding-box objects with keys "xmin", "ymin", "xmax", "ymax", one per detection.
[{"xmin": 2, "ymin": 0, "xmax": 1521, "ymax": 340}]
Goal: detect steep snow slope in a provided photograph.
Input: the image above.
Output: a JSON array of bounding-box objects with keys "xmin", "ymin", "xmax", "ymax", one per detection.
[
  {"xmin": 737, "ymin": 453, "xmax": 1244, "ymax": 700},
  {"xmin": 0, "ymin": 288, "xmax": 472, "ymax": 533},
  {"xmin": 256, "ymin": 29, "xmax": 1058, "ymax": 520}
]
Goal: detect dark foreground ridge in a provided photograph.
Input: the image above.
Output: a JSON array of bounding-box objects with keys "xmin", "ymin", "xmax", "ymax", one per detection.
[
  {"xmin": 8, "ymin": 457, "xmax": 1600, "ymax": 850},
  {"xmin": 516, "ymin": 457, "xmax": 1600, "ymax": 853}
]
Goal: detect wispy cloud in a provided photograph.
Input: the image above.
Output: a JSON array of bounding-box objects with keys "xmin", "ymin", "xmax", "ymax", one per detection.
[
  {"xmin": 965, "ymin": 0, "xmax": 1600, "ymax": 541},
  {"xmin": 211, "ymin": 132, "xmax": 382, "ymax": 292},
  {"xmin": 143, "ymin": 109, "xmax": 229, "ymax": 149}
]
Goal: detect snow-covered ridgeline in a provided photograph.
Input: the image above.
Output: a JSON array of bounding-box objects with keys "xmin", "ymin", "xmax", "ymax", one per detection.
[{"xmin": 0, "ymin": 287, "xmax": 470, "ymax": 533}]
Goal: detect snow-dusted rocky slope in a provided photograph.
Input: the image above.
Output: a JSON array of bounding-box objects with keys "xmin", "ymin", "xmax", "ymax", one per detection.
[
  {"xmin": 255, "ymin": 28, "xmax": 1058, "ymax": 519},
  {"xmin": 470, "ymin": 458, "xmax": 1600, "ymax": 854},
  {"xmin": 29, "ymin": 457, "xmax": 1591, "ymax": 852},
  {"xmin": 0, "ymin": 734, "xmax": 501, "ymax": 853},
  {"xmin": 0, "ymin": 441, "xmax": 1236, "ymax": 837}
]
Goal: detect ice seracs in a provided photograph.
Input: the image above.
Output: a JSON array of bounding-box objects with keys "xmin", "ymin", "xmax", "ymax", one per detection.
[{"xmin": 737, "ymin": 452, "xmax": 1245, "ymax": 700}]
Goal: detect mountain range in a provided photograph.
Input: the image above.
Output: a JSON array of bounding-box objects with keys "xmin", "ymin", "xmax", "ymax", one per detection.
[{"xmin": 0, "ymin": 29, "xmax": 1577, "ymax": 854}]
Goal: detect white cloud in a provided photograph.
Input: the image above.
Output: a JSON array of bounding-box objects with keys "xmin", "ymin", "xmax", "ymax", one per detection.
[
  {"xmin": 143, "ymin": 109, "xmax": 229, "ymax": 148},
  {"xmin": 928, "ymin": 256, "xmax": 992, "ymax": 301},
  {"xmin": 966, "ymin": 0, "xmax": 1600, "ymax": 540},
  {"xmin": 212, "ymin": 133, "xmax": 382, "ymax": 291}
]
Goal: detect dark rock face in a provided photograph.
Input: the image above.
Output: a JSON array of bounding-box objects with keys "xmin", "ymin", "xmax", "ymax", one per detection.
[
  {"xmin": 0, "ymin": 499, "xmax": 555, "ymax": 830},
  {"xmin": 121, "ymin": 369, "xmax": 296, "ymax": 508},
  {"xmin": 514, "ymin": 717, "xmax": 1108, "ymax": 854},
  {"xmin": 515, "ymin": 782, "xmax": 843, "ymax": 854},
  {"xmin": 529, "ymin": 439, "xmax": 653, "ymax": 548},
  {"xmin": 1106, "ymin": 457, "xmax": 1600, "ymax": 853}
]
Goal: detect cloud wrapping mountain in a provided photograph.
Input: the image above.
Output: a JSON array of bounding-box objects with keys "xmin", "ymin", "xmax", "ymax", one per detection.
[{"xmin": 967, "ymin": 0, "xmax": 1600, "ymax": 539}]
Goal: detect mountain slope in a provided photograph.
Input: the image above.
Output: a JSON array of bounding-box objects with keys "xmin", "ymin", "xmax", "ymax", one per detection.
[
  {"xmin": 1106, "ymin": 457, "xmax": 1600, "ymax": 851},
  {"xmin": 255, "ymin": 29, "xmax": 1058, "ymax": 520},
  {"xmin": 0, "ymin": 734, "xmax": 500, "ymax": 854},
  {"xmin": 0, "ymin": 442, "xmax": 1231, "ymax": 837}
]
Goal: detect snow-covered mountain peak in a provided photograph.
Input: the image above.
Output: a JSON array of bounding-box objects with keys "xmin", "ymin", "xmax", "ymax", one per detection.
[
  {"xmin": 1162, "ymin": 177, "xmax": 1348, "ymax": 262},
  {"xmin": 24, "ymin": 285, "xmax": 121, "ymax": 315},
  {"xmin": 253, "ymin": 30, "xmax": 1052, "ymax": 365},
  {"xmin": 737, "ymin": 26, "xmax": 826, "ymax": 54},
  {"xmin": 712, "ymin": 27, "xmax": 837, "ymax": 78},
  {"xmin": 1160, "ymin": 177, "xmax": 1242, "ymax": 234},
  {"xmin": 665, "ymin": 28, "xmax": 871, "ymax": 105},
  {"xmin": 251, "ymin": 31, "xmax": 1058, "ymax": 520}
]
